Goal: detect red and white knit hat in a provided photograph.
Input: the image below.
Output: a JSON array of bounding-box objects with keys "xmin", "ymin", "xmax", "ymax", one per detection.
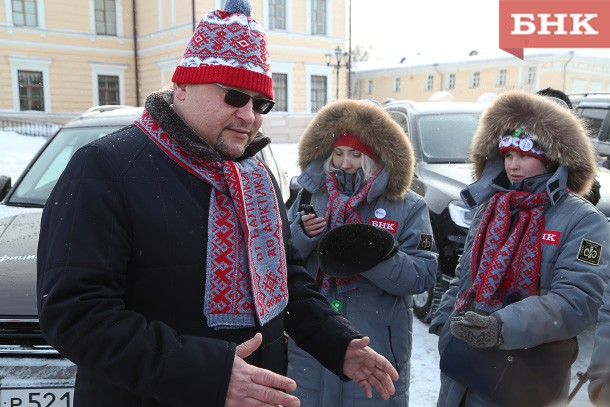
[{"xmin": 171, "ymin": 0, "xmax": 273, "ymax": 99}]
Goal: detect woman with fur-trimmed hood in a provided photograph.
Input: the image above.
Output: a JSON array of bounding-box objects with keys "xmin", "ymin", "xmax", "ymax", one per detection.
[
  {"xmin": 429, "ymin": 90, "xmax": 610, "ymax": 407},
  {"xmin": 286, "ymin": 99, "xmax": 438, "ymax": 406}
]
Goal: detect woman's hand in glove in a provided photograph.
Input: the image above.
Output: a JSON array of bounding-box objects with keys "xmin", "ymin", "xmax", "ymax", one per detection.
[{"xmin": 450, "ymin": 311, "xmax": 502, "ymax": 348}]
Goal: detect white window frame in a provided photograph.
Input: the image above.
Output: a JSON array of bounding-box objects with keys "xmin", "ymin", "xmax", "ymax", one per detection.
[
  {"xmin": 158, "ymin": 57, "xmax": 179, "ymax": 89},
  {"xmin": 306, "ymin": 0, "xmax": 333, "ymax": 35},
  {"xmin": 447, "ymin": 73, "xmax": 456, "ymax": 89},
  {"xmin": 90, "ymin": 62, "xmax": 127, "ymax": 106},
  {"xmin": 8, "ymin": 55, "xmax": 52, "ymax": 112},
  {"xmin": 496, "ymin": 69, "xmax": 506, "ymax": 87},
  {"xmin": 263, "ymin": 0, "xmax": 293, "ymax": 31},
  {"xmin": 393, "ymin": 77, "xmax": 400, "ymax": 93},
  {"xmin": 526, "ymin": 66, "xmax": 536, "ymax": 85},
  {"xmin": 270, "ymin": 61, "xmax": 294, "ymax": 113},
  {"xmin": 470, "ymin": 71, "xmax": 480, "ymax": 88},
  {"xmin": 6, "ymin": 0, "xmax": 46, "ymax": 28},
  {"xmin": 425, "ymin": 75, "xmax": 434, "ymax": 91},
  {"xmin": 366, "ymin": 79, "xmax": 373, "ymax": 95},
  {"xmin": 89, "ymin": 0, "xmax": 124, "ymax": 36},
  {"xmin": 305, "ymin": 63, "xmax": 332, "ymax": 113}
]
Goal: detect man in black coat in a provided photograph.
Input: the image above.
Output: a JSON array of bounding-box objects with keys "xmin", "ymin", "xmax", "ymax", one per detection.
[{"xmin": 36, "ymin": 1, "xmax": 398, "ymax": 406}]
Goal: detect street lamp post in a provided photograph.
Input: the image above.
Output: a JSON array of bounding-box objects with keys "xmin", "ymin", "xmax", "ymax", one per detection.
[{"xmin": 325, "ymin": 46, "xmax": 349, "ymax": 100}]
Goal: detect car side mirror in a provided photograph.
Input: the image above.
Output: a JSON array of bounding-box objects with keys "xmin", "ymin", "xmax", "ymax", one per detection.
[{"xmin": 0, "ymin": 176, "xmax": 12, "ymax": 201}]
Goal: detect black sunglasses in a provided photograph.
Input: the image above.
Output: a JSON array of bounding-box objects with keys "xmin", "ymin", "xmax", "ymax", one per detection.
[{"xmin": 214, "ymin": 83, "xmax": 275, "ymax": 115}]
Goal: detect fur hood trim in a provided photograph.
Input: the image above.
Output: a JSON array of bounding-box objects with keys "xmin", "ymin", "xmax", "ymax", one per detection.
[
  {"xmin": 470, "ymin": 90, "xmax": 596, "ymax": 194},
  {"xmin": 298, "ymin": 99, "xmax": 414, "ymax": 200}
]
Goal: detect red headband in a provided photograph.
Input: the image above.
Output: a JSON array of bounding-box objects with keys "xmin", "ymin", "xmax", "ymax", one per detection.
[{"xmin": 332, "ymin": 132, "xmax": 377, "ymax": 160}]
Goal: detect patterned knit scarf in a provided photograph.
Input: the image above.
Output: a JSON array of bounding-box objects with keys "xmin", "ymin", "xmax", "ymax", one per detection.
[
  {"xmin": 318, "ymin": 169, "xmax": 379, "ymax": 295},
  {"xmin": 136, "ymin": 111, "xmax": 288, "ymax": 328},
  {"xmin": 455, "ymin": 190, "xmax": 550, "ymax": 314}
]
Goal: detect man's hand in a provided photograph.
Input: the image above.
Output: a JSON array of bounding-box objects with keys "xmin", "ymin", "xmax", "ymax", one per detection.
[
  {"xmin": 343, "ymin": 337, "xmax": 399, "ymax": 400},
  {"xmin": 225, "ymin": 333, "xmax": 300, "ymax": 407},
  {"xmin": 450, "ymin": 311, "xmax": 502, "ymax": 348}
]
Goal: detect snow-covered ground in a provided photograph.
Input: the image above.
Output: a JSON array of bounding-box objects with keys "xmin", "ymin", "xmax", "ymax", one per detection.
[{"xmin": 0, "ymin": 131, "xmax": 595, "ymax": 406}]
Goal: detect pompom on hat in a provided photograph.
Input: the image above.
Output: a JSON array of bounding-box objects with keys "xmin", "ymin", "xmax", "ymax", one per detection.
[{"xmin": 171, "ymin": 0, "xmax": 273, "ymax": 99}]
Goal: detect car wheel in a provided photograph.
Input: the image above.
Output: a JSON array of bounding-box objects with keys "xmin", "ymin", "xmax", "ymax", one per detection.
[{"xmin": 413, "ymin": 287, "xmax": 433, "ymax": 321}]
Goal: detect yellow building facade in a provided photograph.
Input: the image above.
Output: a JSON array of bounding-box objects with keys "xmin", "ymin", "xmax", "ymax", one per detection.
[
  {"xmin": 1, "ymin": 0, "xmax": 349, "ymax": 141},
  {"xmin": 352, "ymin": 51, "xmax": 610, "ymax": 105},
  {"xmin": 2, "ymin": 1, "xmax": 610, "ymax": 143}
]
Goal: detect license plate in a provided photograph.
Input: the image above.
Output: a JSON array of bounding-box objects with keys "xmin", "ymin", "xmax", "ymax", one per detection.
[{"xmin": 0, "ymin": 388, "xmax": 73, "ymax": 407}]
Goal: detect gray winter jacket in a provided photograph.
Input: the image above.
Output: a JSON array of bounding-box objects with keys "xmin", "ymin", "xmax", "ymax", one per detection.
[
  {"xmin": 430, "ymin": 91, "xmax": 610, "ymax": 407},
  {"xmin": 431, "ymin": 163, "xmax": 608, "ymax": 406},
  {"xmin": 286, "ymin": 100, "xmax": 438, "ymax": 406}
]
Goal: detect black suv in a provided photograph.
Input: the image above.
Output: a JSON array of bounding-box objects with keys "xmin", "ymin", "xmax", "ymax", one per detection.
[
  {"xmin": 383, "ymin": 101, "xmax": 485, "ymax": 322},
  {"xmin": 0, "ymin": 105, "xmax": 289, "ymax": 405}
]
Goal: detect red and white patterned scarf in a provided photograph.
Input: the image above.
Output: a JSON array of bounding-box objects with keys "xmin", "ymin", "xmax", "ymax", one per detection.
[
  {"xmin": 455, "ymin": 190, "xmax": 550, "ymax": 314},
  {"xmin": 318, "ymin": 169, "xmax": 379, "ymax": 295},
  {"xmin": 136, "ymin": 111, "xmax": 288, "ymax": 328}
]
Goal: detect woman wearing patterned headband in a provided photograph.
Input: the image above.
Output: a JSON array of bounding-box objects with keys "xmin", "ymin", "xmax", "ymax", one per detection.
[
  {"xmin": 285, "ymin": 99, "xmax": 438, "ymax": 406},
  {"xmin": 429, "ymin": 90, "xmax": 610, "ymax": 407}
]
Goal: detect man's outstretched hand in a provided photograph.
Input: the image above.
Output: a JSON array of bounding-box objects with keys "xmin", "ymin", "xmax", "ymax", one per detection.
[
  {"xmin": 225, "ymin": 333, "xmax": 300, "ymax": 407},
  {"xmin": 343, "ymin": 336, "xmax": 399, "ymax": 400}
]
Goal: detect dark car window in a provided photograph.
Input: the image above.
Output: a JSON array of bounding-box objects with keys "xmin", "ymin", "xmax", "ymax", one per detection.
[
  {"xmin": 8, "ymin": 126, "xmax": 123, "ymax": 206},
  {"xmin": 417, "ymin": 113, "xmax": 481, "ymax": 163},
  {"xmin": 578, "ymin": 107, "xmax": 608, "ymax": 140}
]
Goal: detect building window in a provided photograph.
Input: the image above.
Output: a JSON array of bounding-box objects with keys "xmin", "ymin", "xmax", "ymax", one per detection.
[
  {"xmin": 18, "ymin": 70, "xmax": 44, "ymax": 111},
  {"xmin": 269, "ymin": 0, "xmax": 286, "ymax": 30},
  {"xmin": 470, "ymin": 71, "xmax": 480, "ymax": 88},
  {"xmin": 425, "ymin": 75, "xmax": 434, "ymax": 91},
  {"xmin": 366, "ymin": 80, "xmax": 373, "ymax": 95},
  {"xmin": 496, "ymin": 69, "xmax": 506, "ymax": 87},
  {"xmin": 272, "ymin": 73, "xmax": 288, "ymax": 112},
  {"xmin": 311, "ymin": 0, "xmax": 326, "ymax": 35},
  {"xmin": 526, "ymin": 66, "xmax": 536, "ymax": 84},
  {"xmin": 95, "ymin": 0, "xmax": 117, "ymax": 35},
  {"xmin": 310, "ymin": 75, "xmax": 327, "ymax": 113},
  {"xmin": 393, "ymin": 77, "xmax": 401, "ymax": 93},
  {"xmin": 447, "ymin": 74, "xmax": 456, "ymax": 89},
  {"xmin": 12, "ymin": 0, "xmax": 38, "ymax": 27},
  {"xmin": 98, "ymin": 75, "xmax": 120, "ymax": 105},
  {"xmin": 353, "ymin": 80, "xmax": 360, "ymax": 98}
]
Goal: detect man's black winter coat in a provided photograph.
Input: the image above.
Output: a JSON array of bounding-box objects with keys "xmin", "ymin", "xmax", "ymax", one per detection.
[{"xmin": 37, "ymin": 125, "xmax": 360, "ymax": 406}]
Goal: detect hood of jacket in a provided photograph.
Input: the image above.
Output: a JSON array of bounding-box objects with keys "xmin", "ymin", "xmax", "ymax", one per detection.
[
  {"xmin": 469, "ymin": 90, "xmax": 596, "ymax": 195},
  {"xmin": 298, "ymin": 99, "xmax": 414, "ymax": 200},
  {"xmin": 144, "ymin": 89, "xmax": 270, "ymax": 162}
]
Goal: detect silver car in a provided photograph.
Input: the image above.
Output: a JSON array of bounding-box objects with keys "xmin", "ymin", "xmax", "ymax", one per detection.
[{"xmin": 0, "ymin": 105, "xmax": 289, "ymax": 406}]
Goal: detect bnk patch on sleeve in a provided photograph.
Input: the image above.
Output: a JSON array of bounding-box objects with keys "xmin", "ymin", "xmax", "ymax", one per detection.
[
  {"xmin": 576, "ymin": 238, "xmax": 602, "ymax": 265},
  {"xmin": 417, "ymin": 233, "xmax": 433, "ymax": 251}
]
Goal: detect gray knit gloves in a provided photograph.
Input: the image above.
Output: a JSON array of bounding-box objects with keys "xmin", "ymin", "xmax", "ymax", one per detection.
[{"xmin": 450, "ymin": 311, "xmax": 503, "ymax": 348}]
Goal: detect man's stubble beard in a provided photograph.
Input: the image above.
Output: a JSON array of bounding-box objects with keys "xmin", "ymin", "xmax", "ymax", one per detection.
[{"xmin": 215, "ymin": 135, "xmax": 249, "ymax": 160}]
